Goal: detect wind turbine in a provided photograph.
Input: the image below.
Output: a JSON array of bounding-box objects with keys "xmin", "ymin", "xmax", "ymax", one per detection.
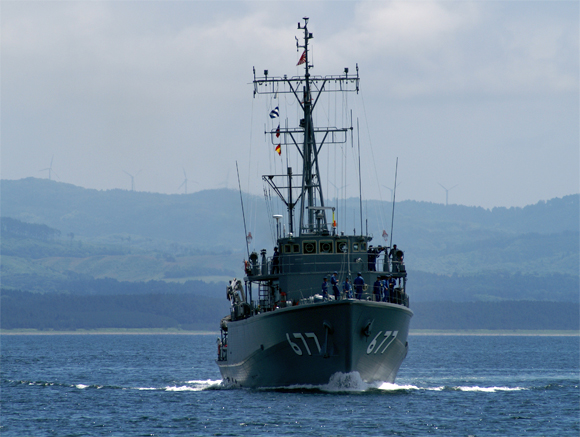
[
  {"xmin": 218, "ymin": 168, "xmax": 231, "ymax": 189},
  {"xmin": 40, "ymin": 155, "xmax": 58, "ymax": 180},
  {"xmin": 123, "ymin": 170, "xmax": 141, "ymax": 191},
  {"xmin": 179, "ymin": 168, "xmax": 188, "ymax": 194},
  {"xmin": 329, "ymin": 181, "xmax": 350, "ymax": 230},
  {"xmin": 438, "ymin": 183, "xmax": 458, "ymax": 206},
  {"xmin": 329, "ymin": 181, "xmax": 350, "ymax": 200},
  {"xmin": 382, "ymin": 181, "xmax": 402, "ymax": 203}
]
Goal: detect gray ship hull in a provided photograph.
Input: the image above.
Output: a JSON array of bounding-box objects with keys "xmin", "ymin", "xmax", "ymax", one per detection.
[{"xmin": 217, "ymin": 299, "xmax": 412, "ymax": 388}]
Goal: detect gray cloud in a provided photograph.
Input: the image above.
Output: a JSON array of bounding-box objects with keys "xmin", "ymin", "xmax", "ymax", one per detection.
[{"xmin": 2, "ymin": 1, "xmax": 578, "ymax": 209}]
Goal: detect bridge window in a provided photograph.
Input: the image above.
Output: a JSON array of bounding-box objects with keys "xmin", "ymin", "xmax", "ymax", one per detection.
[
  {"xmin": 337, "ymin": 241, "xmax": 348, "ymax": 253},
  {"xmin": 319, "ymin": 241, "xmax": 333, "ymax": 253},
  {"xmin": 284, "ymin": 244, "xmax": 301, "ymax": 253},
  {"xmin": 303, "ymin": 241, "xmax": 317, "ymax": 254}
]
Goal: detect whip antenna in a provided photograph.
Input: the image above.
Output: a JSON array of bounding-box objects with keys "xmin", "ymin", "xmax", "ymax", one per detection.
[
  {"xmin": 357, "ymin": 118, "xmax": 363, "ymax": 235},
  {"xmin": 389, "ymin": 157, "xmax": 398, "ymax": 248},
  {"xmin": 236, "ymin": 161, "xmax": 250, "ymax": 259}
]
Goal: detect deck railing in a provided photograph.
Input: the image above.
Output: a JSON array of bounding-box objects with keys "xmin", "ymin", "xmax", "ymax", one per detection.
[{"xmin": 257, "ymin": 255, "xmax": 406, "ymax": 276}]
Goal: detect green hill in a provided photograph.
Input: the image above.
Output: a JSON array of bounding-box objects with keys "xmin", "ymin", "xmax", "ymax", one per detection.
[{"xmin": 1, "ymin": 178, "xmax": 578, "ymax": 303}]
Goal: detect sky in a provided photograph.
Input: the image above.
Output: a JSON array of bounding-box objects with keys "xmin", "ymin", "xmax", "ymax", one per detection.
[{"xmin": 2, "ymin": 0, "xmax": 578, "ymax": 209}]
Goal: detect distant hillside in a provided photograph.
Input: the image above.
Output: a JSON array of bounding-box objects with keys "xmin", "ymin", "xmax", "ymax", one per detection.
[
  {"xmin": 2, "ymin": 290, "xmax": 576, "ymax": 331},
  {"xmin": 410, "ymin": 301, "xmax": 579, "ymax": 331},
  {"xmin": 1, "ymin": 178, "xmax": 578, "ymax": 299},
  {"xmin": 2, "ymin": 178, "xmax": 578, "ymax": 277},
  {"xmin": 1, "ymin": 178, "xmax": 253, "ymax": 251},
  {"xmin": 1, "ymin": 289, "xmax": 229, "ymax": 331}
]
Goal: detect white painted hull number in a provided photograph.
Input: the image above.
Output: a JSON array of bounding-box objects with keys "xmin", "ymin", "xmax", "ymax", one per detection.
[
  {"xmin": 285, "ymin": 330, "xmax": 398, "ymax": 356},
  {"xmin": 366, "ymin": 330, "xmax": 398, "ymax": 355},
  {"xmin": 286, "ymin": 332, "xmax": 321, "ymax": 356}
]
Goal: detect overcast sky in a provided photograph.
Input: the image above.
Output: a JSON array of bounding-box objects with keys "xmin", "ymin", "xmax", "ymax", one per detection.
[{"xmin": 2, "ymin": 1, "xmax": 578, "ymax": 209}]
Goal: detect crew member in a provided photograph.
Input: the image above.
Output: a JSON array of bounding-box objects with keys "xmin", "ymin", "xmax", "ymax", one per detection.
[
  {"xmin": 373, "ymin": 278, "xmax": 382, "ymax": 302},
  {"xmin": 388, "ymin": 277, "xmax": 397, "ymax": 303},
  {"xmin": 389, "ymin": 244, "xmax": 401, "ymax": 273},
  {"xmin": 271, "ymin": 247, "xmax": 280, "ymax": 274},
  {"xmin": 343, "ymin": 277, "xmax": 352, "ymax": 299},
  {"xmin": 354, "ymin": 272, "xmax": 365, "ymax": 300},
  {"xmin": 367, "ymin": 245, "xmax": 384, "ymax": 271},
  {"xmin": 331, "ymin": 272, "xmax": 340, "ymax": 300},
  {"xmin": 381, "ymin": 278, "xmax": 388, "ymax": 302},
  {"xmin": 321, "ymin": 277, "xmax": 329, "ymax": 299}
]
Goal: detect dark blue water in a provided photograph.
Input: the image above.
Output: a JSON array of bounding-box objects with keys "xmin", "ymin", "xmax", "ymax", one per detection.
[{"xmin": 1, "ymin": 334, "xmax": 578, "ymax": 436}]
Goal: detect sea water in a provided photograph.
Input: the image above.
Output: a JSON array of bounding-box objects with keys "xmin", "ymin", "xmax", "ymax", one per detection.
[{"xmin": 1, "ymin": 333, "xmax": 578, "ymax": 436}]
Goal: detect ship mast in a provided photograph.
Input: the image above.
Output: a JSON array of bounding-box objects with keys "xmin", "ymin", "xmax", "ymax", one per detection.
[
  {"xmin": 297, "ymin": 17, "xmax": 324, "ymax": 234},
  {"xmin": 253, "ymin": 17, "xmax": 359, "ymax": 236}
]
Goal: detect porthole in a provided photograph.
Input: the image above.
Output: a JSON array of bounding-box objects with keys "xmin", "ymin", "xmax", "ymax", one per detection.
[
  {"xmin": 303, "ymin": 242, "xmax": 316, "ymax": 254},
  {"xmin": 320, "ymin": 241, "xmax": 333, "ymax": 253}
]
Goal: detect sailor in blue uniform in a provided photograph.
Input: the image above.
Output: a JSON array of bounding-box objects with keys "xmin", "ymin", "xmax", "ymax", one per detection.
[
  {"xmin": 381, "ymin": 279, "xmax": 388, "ymax": 301},
  {"xmin": 271, "ymin": 247, "xmax": 280, "ymax": 273},
  {"xmin": 331, "ymin": 272, "xmax": 340, "ymax": 300},
  {"xmin": 388, "ymin": 277, "xmax": 397, "ymax": 303},
  {"xmin": 354, "ymin": 272, "xmax": 365, "ymax": 299},
  {"xmin": 373, "ymin": 278, "xmax": 382, "ymax": 302},
  {"xmin": 342, "ymin": 277, "xmax": 352, "ymax": 299},
  {"xmin": 321, "ymin": 277, "xmax": 329, "ymax": 299}
]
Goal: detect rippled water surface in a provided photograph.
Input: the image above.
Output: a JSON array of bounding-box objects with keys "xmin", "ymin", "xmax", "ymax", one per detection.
[{"xmin": 2, "ymin": 333, "xmax": 578, "ymax": 436}]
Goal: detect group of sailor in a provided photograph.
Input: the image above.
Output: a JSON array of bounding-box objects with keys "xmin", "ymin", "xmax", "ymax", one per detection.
[
  {"xmin": 373, "ymin": 277, "xmax": 402, "ymax": 303},
  {"xmin": 367, "ymin": 244, "xmax": 403, "ymax": 272},
  {"xmin": 322, "ymin": 271, "xmax": 396, "ymax": 301}
]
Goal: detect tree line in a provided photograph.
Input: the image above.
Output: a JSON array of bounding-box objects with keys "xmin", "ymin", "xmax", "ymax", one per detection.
[
  {"xmin": 411, "ymin": 301, "xmax": 579, "ymax": 330},
  {"xmin": 1, "ymin": 289, "xmax": 229, "ymax": 331},
  {"xmin": 2, "ymin": 289, "xmax": 577, "ymax": 331},
  {"xmin": 1, "ymin": 273, "xmax": 226, "ymax": 296},
  {"xmin": 1, "ymin": 217, "xmax": 61, "ymax": 240},
  {"xmin": 409, "ymin": 270, "xmax": 579, "ymax": 302}
]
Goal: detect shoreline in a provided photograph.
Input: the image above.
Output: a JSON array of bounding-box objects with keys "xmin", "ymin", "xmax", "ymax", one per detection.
[
  {"xmin": 409, "ymin": 329, "xmax": 579, "ymax": 336},
  {"xmin": 0, "ymin": 329, "xmax": 219, "ymax": 335},
  {"xmin": 1, "ymin": 329, "xmax": 578, "ymax": 336}
]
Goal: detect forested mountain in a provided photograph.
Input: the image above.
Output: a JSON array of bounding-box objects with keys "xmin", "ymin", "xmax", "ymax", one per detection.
[
  {"xmin": 3, "ymin": 178, "xmax": 578, "ymax": 247},
  {"xmin": 3, "ymin": 290, "xmax": 576, "ymax": 331},
  {"xmin": 1, "ymin": 178, "xmax": 578, "ymax": 326},
  {"xmin": 1, "ymin": 178, "xmax": 249, "ymax": 251}
]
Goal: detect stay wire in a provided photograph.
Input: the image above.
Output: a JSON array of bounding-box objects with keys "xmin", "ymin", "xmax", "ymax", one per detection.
[{"xmin": 359, "ymin": 90, "xmax": 387, "ymax": 231}]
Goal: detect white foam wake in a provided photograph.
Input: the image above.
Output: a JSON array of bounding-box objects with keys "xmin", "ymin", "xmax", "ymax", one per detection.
[
  {"xmin": 321, "ymin": 372, "xmax": 369, "ymax": 392},
  {"xmin": 454, "ymin": 386, "xmax": 525, "ymax": 392},
  {"xmin": 376, "ymin": 382, "xmax": 421, "ymax": 391},
  {"xmin": 165, "ymin": 379, "xmax": 223, "ymax": 391},
  {"xmin": 134, "ymin": 379, "xmax": 223, "ymax": 392},
  {"xmin": 376, "ymin": 383, "xmax": 526, "ymax": 392}
]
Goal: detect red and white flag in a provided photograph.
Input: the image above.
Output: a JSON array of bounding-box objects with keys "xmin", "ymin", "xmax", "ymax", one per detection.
[{"xmin": 297, "ymin": 50, "xmax": 306, "ymax": 66}]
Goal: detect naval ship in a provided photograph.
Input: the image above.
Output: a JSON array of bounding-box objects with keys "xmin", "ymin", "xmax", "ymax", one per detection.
[{"xmin": 216, "ymin": 18, "xmax": 413, "ymax": 388}]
